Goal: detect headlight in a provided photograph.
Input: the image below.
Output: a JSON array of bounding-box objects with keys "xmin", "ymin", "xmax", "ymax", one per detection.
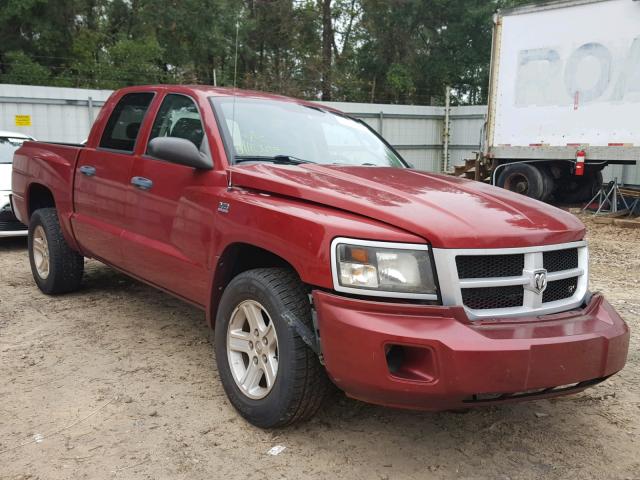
[{"xmin": 331, "ymin": 238, "xmax": 438, "ymax": 299}]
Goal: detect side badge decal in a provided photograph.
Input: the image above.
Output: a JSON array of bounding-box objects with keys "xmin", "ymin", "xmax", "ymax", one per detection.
[{"xmin": 218, "ymin": 202, "xmax": 230, "ymax": 214}]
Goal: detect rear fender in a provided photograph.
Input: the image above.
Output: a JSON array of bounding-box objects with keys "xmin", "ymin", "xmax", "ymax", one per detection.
[{"xmin": 12, "ymin": 142, "xmax": 82, "ymax": 250}]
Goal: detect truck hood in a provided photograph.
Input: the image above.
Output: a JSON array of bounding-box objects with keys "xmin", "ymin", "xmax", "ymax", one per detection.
[{"xmin": 229, "ymin": 164, "xmax": 585, "ymax": 248}]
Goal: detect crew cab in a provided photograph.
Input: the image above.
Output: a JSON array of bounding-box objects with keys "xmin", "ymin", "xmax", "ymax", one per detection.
[{"xmin": 12, "ymin": 86, "xmax": 629, "ymax": 428}]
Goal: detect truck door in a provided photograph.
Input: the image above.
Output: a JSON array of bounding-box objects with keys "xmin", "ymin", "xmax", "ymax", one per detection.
[
  {"xmin": 72, "ymin": 92, "xmax": 155, "ymax": 267},
  {"xmin": 121, "ymin": 93, "xmax": 216, "ymax": 306}
]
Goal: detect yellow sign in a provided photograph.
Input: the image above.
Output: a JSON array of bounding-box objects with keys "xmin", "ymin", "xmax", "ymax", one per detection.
[{"xmin": 15, "ymin": 115, "xmax": 32, "ymax": 127}]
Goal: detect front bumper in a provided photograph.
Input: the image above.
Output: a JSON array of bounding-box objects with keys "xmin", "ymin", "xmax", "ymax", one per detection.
[
  {"xmin": 314, "ymin": 291, "xmax": 629, "ymax": 410},
  {"xmin": 0, "ymin": 192, "xmax": 27, "ymax": 237}
]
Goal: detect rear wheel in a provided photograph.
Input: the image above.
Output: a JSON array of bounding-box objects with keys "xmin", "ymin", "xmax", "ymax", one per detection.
[
  {"xmin": 214, "ymin": 268, "xmax": 331, "ymax": 428},
  {"xmin": 28, "ymin": 208, "xmax": 84, "ymax": 294},
  {"xmin": 539, "ymin": 166, "xmax": 555, "ymax": 202},
  {"xmin": 497, "ymin": 163, "xmax": 546, "ymax": 201},
  {"xmin": 556, "ymin": 169, "xmax": 603, "ymax": 204}
]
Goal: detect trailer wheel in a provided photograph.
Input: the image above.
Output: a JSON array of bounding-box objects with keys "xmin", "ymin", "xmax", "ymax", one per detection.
[
  {"xmin": 556, "ymin": 170, "xmax": 603, "ymax": 204},
  {"xmin": 540, "ymin": 167, "xmax": 555, "ymax": 202},
  {"xmin": 497, "ymin": 164, "xmax": 546, "ymax": 201}
]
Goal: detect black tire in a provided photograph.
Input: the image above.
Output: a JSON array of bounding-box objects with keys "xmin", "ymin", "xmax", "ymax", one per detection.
[
  {"xmin": 28, "ymin": 208, "xmax": 84, "ymax": 294},
  {"xmin": 556, "ymin": 169, "xmax": 603, "ymax": 204},
  {"xmin": 539, "ymin": 166, "xmax": 556, "ymax": 203},
  {"xmin": 214, "ymin": 268, "xmax": 331, "ymax": 428},
  {"xmin": 497, "ymin": 163, "xmax": 546, "ymax": 201}
]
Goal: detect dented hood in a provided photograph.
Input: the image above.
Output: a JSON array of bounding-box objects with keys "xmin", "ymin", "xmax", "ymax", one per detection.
[{"xmin": 229, "ymin": 164, "xmax": 585, "ymax": 248}]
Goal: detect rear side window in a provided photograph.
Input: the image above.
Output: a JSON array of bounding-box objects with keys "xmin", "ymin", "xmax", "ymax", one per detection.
[
  {"xmin": 99, "ymin": 92, "xmax": 154, "ymax": 152},
  {"xmin": 148, "ymin": 94, "xmax": 204, "ymax": 150}
]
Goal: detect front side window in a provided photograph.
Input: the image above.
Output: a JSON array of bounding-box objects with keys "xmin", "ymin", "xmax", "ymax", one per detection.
[
  {"xmin": 210, "ymin": 97, "xmax": 406, "ymax": 167},
  {"xmin": 0, "ymin": 137, "xmax": 29, "ymax": 164},
  {"xmin": 99, "ymin": 92, "xmax": 154, "ymax": 152},
  {"xmin": 148, "ymin": 94, "xmax": 205, "ymax": 150}
]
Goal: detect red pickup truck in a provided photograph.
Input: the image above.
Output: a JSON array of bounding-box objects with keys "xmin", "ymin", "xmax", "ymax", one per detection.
[{"xmin": 12, "ymin": 85, "xmax": 629, "ymax": 428}]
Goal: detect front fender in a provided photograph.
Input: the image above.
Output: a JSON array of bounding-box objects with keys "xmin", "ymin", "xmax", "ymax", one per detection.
[{"xmin": 206, "ymin": 188, "xmax": 425, "ymax": 325}]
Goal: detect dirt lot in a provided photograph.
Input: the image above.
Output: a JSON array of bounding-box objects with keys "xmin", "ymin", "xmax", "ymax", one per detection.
[{"xmin": 1, "ymin": 213, "xmax": 639, "ymax": 480}]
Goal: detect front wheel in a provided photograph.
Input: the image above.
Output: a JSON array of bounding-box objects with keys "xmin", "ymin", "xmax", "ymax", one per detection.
[
  {"xmin": 214, "ymin": 268, "xmax": 331, "ymax": 428},
  {"xmin": 28, "ymin": 208, "xmax": 84, "ymax": 294}
]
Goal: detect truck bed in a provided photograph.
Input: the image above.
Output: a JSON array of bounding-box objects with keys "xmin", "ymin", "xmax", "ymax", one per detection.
[{"xmin": 11, "ymin": 140, "xmax": 84, "ymax": 242}]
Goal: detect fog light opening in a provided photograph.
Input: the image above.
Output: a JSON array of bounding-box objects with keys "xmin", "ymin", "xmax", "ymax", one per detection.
[
  {"xmin": 386, "ymin": 345, "xmax": 405, "ymax": 374},
  {"xmin": 385, "ymin": 344, "xmax": 436, "ymax": 383}
]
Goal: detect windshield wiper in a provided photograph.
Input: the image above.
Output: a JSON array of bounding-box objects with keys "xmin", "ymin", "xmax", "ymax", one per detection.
[{"xmin": 234, "ymin": 155, "xmax": 316, "ymax": 166}]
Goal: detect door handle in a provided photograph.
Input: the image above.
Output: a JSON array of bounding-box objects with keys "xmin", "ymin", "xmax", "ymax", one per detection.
[
  {"xmin": 131, "ymin": 176, "xmax": 153, "ymax": 190},
  {"xmin": 79, "ymin": 165, "xmax": 96, "ymax": 177}
]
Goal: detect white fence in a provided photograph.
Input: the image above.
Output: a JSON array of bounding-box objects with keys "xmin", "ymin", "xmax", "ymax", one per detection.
[
  {"xmin": 0, "ymin": 84, "xmax": 483, "ymax": 173},
  {"xmin": 0, "ymin": 84, "xmax": 636, "ymax": 183},
  {"xmin": 318, "ymin": 101, "xmax": 485, "ymax": 172},
  {"xmin": 0, "ymin": 84, "xmax": 112, "ymax": 144}
]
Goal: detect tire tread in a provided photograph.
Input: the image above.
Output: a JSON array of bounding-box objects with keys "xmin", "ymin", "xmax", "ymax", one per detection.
[
  {"xmin": 215, "ymin": 267, "xmax": 331, "ymax": 428},
  {"xmin": 249, "ymin": 268, "xmax": 330, "ymax": 427},
  {"xmin": 29, "ymin": 208, "xmax": 84, "ymax": 294}
]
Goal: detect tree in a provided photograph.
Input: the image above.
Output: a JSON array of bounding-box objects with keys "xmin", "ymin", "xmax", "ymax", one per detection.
[
  {"xmin": 0, "ymin": 0, "xmax": 538, "ymax": 104},
  {"xmin": 320, "ymin": 0, "xmax": 333, "ymax": 100},
  {"xmin": 0, "ymin": 51, "xmax": 51, "ymax": 85}
]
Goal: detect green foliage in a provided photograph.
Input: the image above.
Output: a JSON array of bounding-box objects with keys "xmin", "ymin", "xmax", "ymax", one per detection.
[
  {"xmin": 0, "ymin": 0, "xmax": 537, "ymax": 104},
  {"xmin": 386, "ymin": 64, "xmax": 415, "ymax": 102},
  {"xmin": 1, "ymin": 51, "xmax": 50, "ymax": 84}
]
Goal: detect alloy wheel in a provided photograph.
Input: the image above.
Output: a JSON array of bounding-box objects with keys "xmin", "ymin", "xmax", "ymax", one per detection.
[
  {"xmin": 32, "ymin": 225, "xmax": 50, "ymax": 279},
  {"xmin": 226, "ymin": 300, "xmax": 279, "ymax": 399}
]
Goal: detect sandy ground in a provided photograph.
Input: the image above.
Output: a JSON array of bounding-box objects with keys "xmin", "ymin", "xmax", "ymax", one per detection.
[{"xmin": 1, "ymin": 213, "xmax": 639, "ymax": 480}]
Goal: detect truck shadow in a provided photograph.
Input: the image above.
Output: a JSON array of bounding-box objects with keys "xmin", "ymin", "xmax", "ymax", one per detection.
[
  {"xmin": 299, "ymin": 392, "xmax": 613, "ymax": 477},
  {"xmin": 0, "ymin": 237, "xmax": 27, "ymax": 251}
]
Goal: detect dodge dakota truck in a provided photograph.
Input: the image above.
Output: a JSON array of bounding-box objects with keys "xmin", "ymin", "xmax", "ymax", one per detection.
[{"xmin": 12, "ymin": 85, "xmax": 629, "ymax": 428}]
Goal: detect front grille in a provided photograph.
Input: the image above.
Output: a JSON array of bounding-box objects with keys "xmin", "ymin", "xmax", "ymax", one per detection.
[
  {"xmin": 543, "ymin": 277, "xmax": 578, "ymax": 303},
  {"xmin": 444, "ymin": 242, "xmax": 587, "ymax": 318},
  {"xmin": 456, "ymin": 254, "xmax": 524, "ymax": 279},
  {"xmin": 461, "ymin": 285, "xmax": 524, "ymax": 310},
  {"xmin": 544, "ymin": 248, "xmax": 578, "ymax": 273},
  {"xmin": 0, "ymin": 220, "xmax": 26, "ymax": 231}
]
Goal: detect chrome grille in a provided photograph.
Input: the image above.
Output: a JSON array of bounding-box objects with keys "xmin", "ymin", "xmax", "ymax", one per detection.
[{"xmin": 433, "ymin": 241, "xmax": 588, "ymax": 320}]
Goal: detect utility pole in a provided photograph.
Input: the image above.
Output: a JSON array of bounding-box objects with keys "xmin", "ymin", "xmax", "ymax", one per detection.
[{"xmin": 442, "ymin": 86, "xmax": 451, "ymax": 173}]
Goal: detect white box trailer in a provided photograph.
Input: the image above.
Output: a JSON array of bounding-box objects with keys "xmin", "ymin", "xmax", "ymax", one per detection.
[{"xmin": 484, "ymin": 0, "xmax": 639, "ymax": 202}]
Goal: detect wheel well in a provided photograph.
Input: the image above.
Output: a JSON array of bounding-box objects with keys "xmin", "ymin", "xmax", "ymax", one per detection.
[
  {"xmin": 28, "ymin": 184, "xmax": 55, "ymax": 218},
  {"xmin": 210, "ymin": 243, "xmax": 302, "ymax": 327}
]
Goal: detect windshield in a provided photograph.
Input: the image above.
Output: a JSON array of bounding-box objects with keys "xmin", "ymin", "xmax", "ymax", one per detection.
[
  {"xmin": 0, "ymin": 137, "xmax": 28, "ymax": 164},
  {"xmin": 210, "ymin": 97, "xmax": 406, "ymax": 167}
]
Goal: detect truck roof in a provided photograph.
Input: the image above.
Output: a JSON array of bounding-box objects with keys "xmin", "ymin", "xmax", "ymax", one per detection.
[{"xmin": 113, "ymin": 85, "xmax": 343, "ymax": 114}]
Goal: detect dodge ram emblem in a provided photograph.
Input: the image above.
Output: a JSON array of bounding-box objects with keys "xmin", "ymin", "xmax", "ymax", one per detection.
[{"xmin": 528, "ymin": 269, "xmax": 548, "ymax": 295}]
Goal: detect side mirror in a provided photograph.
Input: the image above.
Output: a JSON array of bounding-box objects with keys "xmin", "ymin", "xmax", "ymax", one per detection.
[{"xmin": 147, "ymin": 137, "xmax": 213, "ymax": 170}]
